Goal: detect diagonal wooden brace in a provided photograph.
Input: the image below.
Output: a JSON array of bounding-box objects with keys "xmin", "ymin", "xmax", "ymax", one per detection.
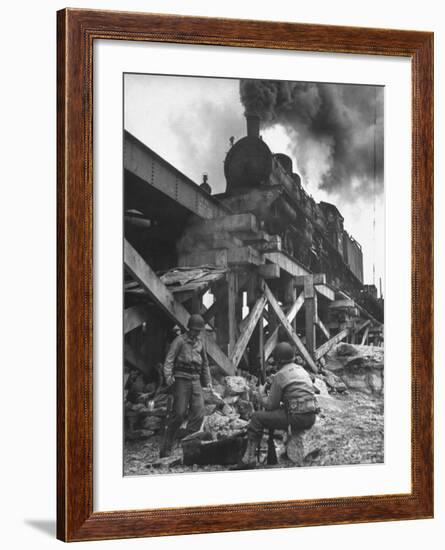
[
  {"xmin": 229, "ymin": 294, "xmax": 267, "ymax": 370},
  {"xmin": 264, "ymin": 284, "xmax": 318, "ymax": 373},
  {"xmin": 314, "ymin": 327, "xmax": 350, "ymax": 361},
  {"xmin": 315, "ymin": 314, "xmax": 330, "ymax": 340},
  {"xmin": 264, "ymin": 291, "xmax": 305, "ymax": 360},
  {"xmin": 124, "ymin": 239, "xmax": 234, "ymax": 375}
]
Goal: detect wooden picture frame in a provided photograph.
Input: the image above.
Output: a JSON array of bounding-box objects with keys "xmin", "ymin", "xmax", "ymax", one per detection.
[{"xmin": 57, "ymin": 8, "xmax": 434, "ymax": 542}]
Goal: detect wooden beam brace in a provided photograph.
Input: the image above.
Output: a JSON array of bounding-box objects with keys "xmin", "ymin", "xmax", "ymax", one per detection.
[
  {"xmin": 355, "ymin": 319, "xmax": 371, "ymax": 333},
  {"xmin": 361, "ymin": 326, "xmax": 370, "ymax": 345},
  {"xmin": 230, "ymin": 295, "xmax": 267, "ymax": 369},
  {"xmin": 264, "ymin": 284, "xmax": 318, "ymax": 373},
  {"xmin": 315, "ymin": 315, "xmax": 330, "ymax": 340},
  {"xmin": 124, "ymin": 239, "xmax": 234, "ymax": 375},
  {"xmin": 315, "ymin": 284, "xmax": 335, "ymax": 302},
  {"xmin": 124, "ymin": 305, "xmax": 149, "ymax": 334},
  {"xmin": 329, "ymin": 299, "xmax": 355, "ymax": 309},
  {"xmin": 264, "ymin": 291, "xmax": 304, "ymax": 360},
  {"xmin": 263, "ymin": 252, "xmax": 309, "ymax": 278},
  {"xmin": 227, "ymin": 272, "xmax": 237, "ymax": 357},
  {"xmin": 314, "ymin": 327, "xmax": 350, "ymax": 361},
  {"xmin": 304, "ymin": 276, "xmax": 317, "ymax": 356}
]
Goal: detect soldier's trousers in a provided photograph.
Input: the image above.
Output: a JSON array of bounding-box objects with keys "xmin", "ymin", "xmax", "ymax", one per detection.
[
  {"xmin": 166, "ymin": 377, "xmax": 205, "ymax": 441},
  {"xmin": 247, "ymin": 407, "xmax": 315, "ymax": 439}
]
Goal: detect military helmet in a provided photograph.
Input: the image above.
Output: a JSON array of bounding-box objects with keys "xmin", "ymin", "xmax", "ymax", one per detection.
[
  {"xmin": 273, "ymin": 342, "xmax": 295, "ymax": 364},
  {"xmin": 187, "ymin": 314, "xmax": 205, "ymax": 330}
]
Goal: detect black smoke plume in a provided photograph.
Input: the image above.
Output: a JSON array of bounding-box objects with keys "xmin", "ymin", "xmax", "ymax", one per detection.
[{"xmin": 240, "ymin": 79, "xmax": 384, "ymax": 200}]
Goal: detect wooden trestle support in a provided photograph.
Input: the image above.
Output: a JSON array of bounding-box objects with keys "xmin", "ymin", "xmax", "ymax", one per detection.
[{"xmin": 124, "ymin": 235, "xmax": 381, "ymax": 377}]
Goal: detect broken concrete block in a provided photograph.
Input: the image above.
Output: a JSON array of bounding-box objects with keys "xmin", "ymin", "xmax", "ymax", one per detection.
[
  {"xmin": 341, "ymin": 363, "xmax": 384, "ymax": 394},
  {"xmin": 286, "ymin": 419, "xmax": 324, "ymax": 465}
]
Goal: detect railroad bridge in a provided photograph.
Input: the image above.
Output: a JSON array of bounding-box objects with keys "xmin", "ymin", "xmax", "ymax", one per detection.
[{"xmin": 123, "ymin": 129, "xmax": 383, "ymax": 379}]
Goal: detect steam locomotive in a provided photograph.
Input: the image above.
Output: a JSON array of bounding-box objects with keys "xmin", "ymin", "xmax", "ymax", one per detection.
[{"xmin": 215, "ymin": 114, "xmax": 383, "ymax": 321}]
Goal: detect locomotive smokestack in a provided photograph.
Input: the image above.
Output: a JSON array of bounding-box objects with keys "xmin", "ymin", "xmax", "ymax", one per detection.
[{"xmin": 246, "ymin": 114, "xmax": 260, "ymax": 138}]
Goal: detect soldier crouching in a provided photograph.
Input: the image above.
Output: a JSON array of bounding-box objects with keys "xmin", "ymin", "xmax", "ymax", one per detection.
[
  {"xmin": 160, "ymin": 314, "xmax": 212, "ymax": 457},
  {"xmin": 239, "ymin": 342, "xmax": 317, "ymax": 469}
]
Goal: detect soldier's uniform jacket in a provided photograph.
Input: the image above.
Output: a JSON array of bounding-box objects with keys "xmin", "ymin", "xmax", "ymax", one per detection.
[
  {"xmin": 266, "ymin": 362, "xmax": 316, "ymax": 414},
  {"xmin": 163, "ymin": 333, "xmax": 211, "ymax": 386}
]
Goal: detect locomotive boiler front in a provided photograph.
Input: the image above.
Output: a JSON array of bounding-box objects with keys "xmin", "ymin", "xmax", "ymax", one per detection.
[{"xmin": 224, "ymin": 114, "xmax": 273, "ymax": 194}]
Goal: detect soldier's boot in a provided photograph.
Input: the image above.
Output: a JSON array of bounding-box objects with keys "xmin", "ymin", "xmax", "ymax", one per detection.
[{"xmin": 237, "ymin": 436, "xmax": 261, "ymax": 470}]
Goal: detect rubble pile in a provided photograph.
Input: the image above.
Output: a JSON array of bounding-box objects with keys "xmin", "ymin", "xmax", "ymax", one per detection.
[
  {"xmin": 124, "ymin": 374, "xmax": 259, "ymax": 443},
  {"xmin": 124, "ymin": 343, "xmax": 384, "ymax": 474},
  {"xmin": 324, "ymin": 343, "xmax": 384, "ymax": 394},
  {"xmin": 124, "ymin": 382, "xmax": 170, "ymax": 440}
]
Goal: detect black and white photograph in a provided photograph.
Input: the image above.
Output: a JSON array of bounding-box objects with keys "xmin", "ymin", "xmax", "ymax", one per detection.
[{"xmin": 123, "ymin": 73, "xmax": 385, "ymax": 476}]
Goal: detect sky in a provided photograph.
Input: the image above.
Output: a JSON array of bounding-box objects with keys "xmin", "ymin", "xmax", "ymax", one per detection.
[{"xmin": 124, "ymin": 73, "xmax": 384, "ymax": 293}]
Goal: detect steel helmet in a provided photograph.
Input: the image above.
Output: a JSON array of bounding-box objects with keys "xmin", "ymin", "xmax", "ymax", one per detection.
[
  {"xmin": 187, "ymin": 314, "xmax": 205, "ymax": 330},
  {"xmin": 273, "ymin": 342, "xmax": 295, "ymax": 364}
]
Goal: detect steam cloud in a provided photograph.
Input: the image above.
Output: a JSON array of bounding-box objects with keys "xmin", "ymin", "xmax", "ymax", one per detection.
[{"xmin": 240, "ymin": 80, "xmax": 384, "ymax": 200}]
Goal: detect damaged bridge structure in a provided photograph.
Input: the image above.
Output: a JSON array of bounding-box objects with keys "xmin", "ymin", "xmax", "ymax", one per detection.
[{"xmin": 124, "ymin": 126, "xmax": 383, "ymax": 391}]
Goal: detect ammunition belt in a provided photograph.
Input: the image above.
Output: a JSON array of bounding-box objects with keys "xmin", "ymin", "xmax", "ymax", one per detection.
[
  {"xmin": 285, "ymin": 396, "xmax": 317, "ymax": 415},
  {"xmin": 174, "ymin": 362, "xmax": 200, "ymax": 376}
]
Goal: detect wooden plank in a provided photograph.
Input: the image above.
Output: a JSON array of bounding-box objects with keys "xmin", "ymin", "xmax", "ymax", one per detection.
[
  {"xmin": 230, "ymin": 295, "xmax": 267, "ymax": 369},
  {"xmin": 204, "ymin": 271, "xmax": 250, "ymax": 326},
  {"xmin": 124, "ymin": 305, "xmax": 149, "ymax": 334},
  {"xmin": 361, "ymin": 326, "xmax": 370, "ymax": 345},
  {"xmin": 246, "ymin": 272, "xmax": 258, "ymax": 307},
  {"xmin": 263, "ymin": 251, "xmax": 309, "ymax": 278},
  {"xmin": 258, "ymin": 309, "xmax": 265, "ymax": 378},
  {"xmin": 304, "ymin": 276, "xmax": 316, "ymax": 356},
  {"xmin": 329, "ymin": 299, "xmax": 355, "ymax": 309},
  {"xmin": 355, "ymin": 319, "xmax": 371, "ymax": 333},
  {"xmin": 264, "ymin": 291, "xmax": 304, "ymax": 360},
  {"xmin": 315, "ymin": 284, "xmax": 335, "ymax": 301},
  {"xmin": 315, "ymin": 315, "xmax": 330, "ymax": 340},
  {"xmin": 314, "ymin": 327, "xmax": 350, "ymax": 361},
  {"xmin": 283, "ymin": 274, "xmax": 297, "ymax": 331},
  {"xmin": 227, "ymin": 272, "xmax": 237, "ymax": 356},
  {"xmin": 264, "ymin": 284, "xmax": 317, "ymax": 373},
  {"xmin": 124, "ymin": 239, "xmax": 234, "ymax": 375}
]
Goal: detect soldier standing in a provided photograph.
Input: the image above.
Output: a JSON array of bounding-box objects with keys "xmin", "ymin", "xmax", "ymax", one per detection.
[
  {"xmin": 239, "ymin": 342, "xmax": 317, "ymax": 469},
  {"xmin": 160, "ymin": 314, "xmax": 212, "ymax": 457}
]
